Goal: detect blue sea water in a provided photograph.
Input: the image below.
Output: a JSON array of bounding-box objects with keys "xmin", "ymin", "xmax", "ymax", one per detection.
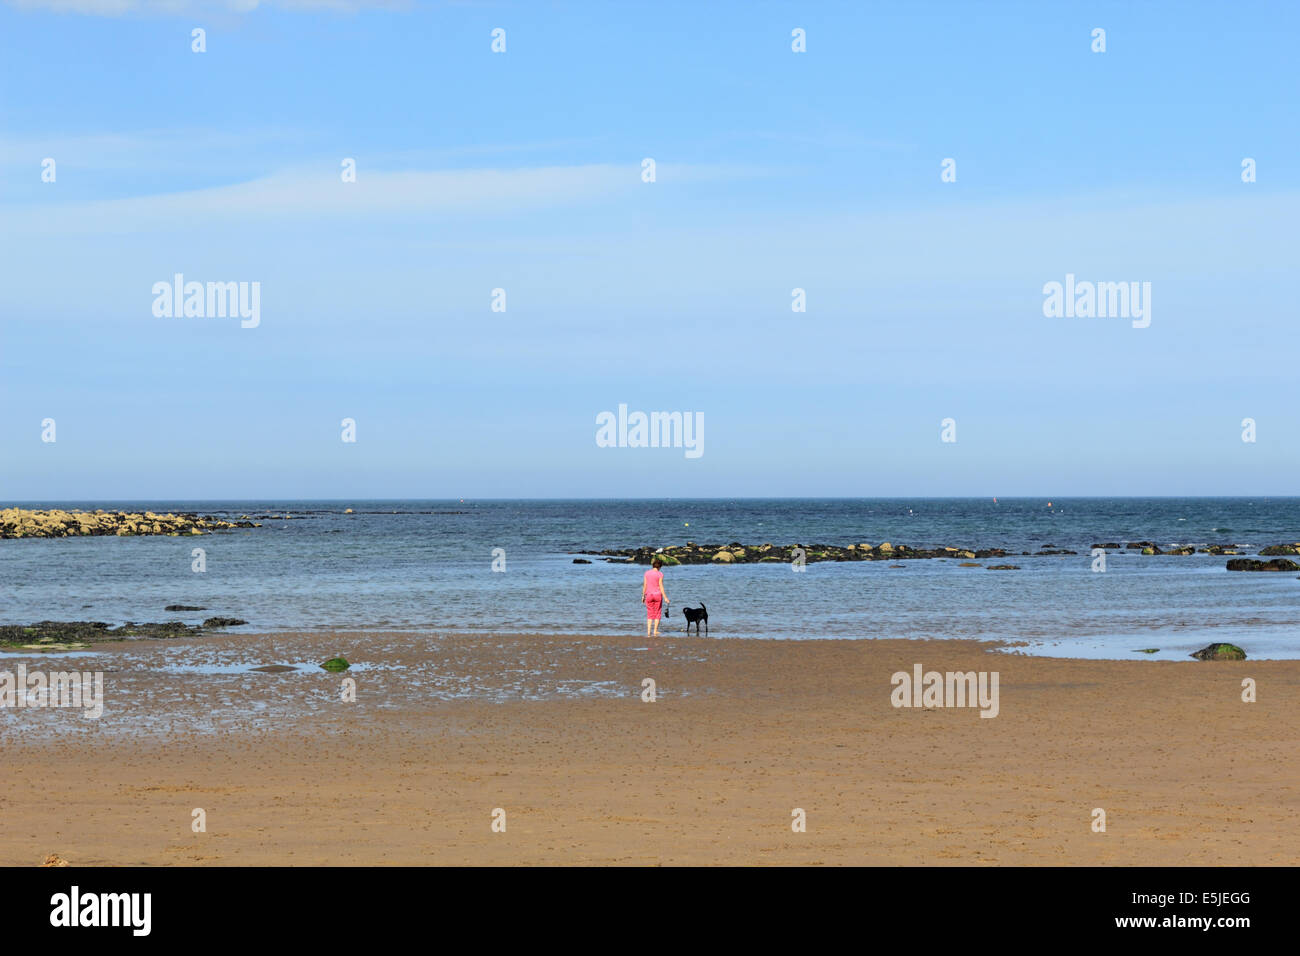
[{"xmin": 2, "ymin": 498, "xmax": 1298, "ymax": 660}]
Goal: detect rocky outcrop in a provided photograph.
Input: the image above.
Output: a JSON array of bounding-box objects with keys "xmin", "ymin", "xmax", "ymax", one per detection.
[
  {"xmin": 582, "ymin": 540, "xmax": 1300, "ymax": 567},
  {"xmin": 1200, "ymin": 544, "xmax": 1242, "ymax": 555},
  {"xmin": 0, "ymin": 507, "xmax": 259, "ymax": 539},
  {"xmin": 1226, "ymin": 558, "xmax": 1300, "ymax": 572},
  {"xmin": 584, "ymin": 542, "xmax": 1017, "ymax": 565},
  {"xmin": 1190, "ymin": 643, "xmax": 1246, "ymax": 661},
  {"xmin": 0, "ymin": 618, "xmax": 248, "ymax": 649},
  {"xmin": 1259, "ymin": 543, "xmax": 1300, "ymax": 556}
]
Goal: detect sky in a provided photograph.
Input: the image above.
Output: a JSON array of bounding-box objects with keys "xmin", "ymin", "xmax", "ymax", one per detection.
[{"xmin": 1, "ymin": 0, "xmax": 1297, "ymax": 499}]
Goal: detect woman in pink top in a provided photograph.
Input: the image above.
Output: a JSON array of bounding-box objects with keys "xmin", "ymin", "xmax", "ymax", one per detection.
[{"xmin": 641, "ymin": 557, "xmax": 669, "ymax": 637}]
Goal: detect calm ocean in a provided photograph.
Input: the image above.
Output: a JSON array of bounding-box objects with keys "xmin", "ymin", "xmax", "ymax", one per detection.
[{"xmin": 2, "ymin": 498, "xmax": 1298, "ymax": 660}]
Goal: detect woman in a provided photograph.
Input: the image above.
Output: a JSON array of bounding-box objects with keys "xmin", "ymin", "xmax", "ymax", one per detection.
[{"xmin": 641, "ymin": 557, "xmax": 669, "ymax": 637}]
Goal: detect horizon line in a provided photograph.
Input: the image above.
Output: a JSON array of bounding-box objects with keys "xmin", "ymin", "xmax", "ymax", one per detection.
[{"xmin": 5, "ymin": 495, "xmax": 1300, "ymax": 504}]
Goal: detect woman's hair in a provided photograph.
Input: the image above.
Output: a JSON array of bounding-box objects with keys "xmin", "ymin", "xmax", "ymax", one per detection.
[{"xmin": 651, "ymin": 558, "xmax": 663, "ymax": 569}]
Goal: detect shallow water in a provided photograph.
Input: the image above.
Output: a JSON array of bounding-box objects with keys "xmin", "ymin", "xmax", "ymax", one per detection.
[{"xmin": 2, "ymin": 497, "xmax": 1297, "ymax": 659}]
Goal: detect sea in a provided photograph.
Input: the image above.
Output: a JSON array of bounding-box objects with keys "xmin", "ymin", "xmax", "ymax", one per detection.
[{"xmin": 2, "ymin": 497, "xmax": 1298, "ymax": 660}]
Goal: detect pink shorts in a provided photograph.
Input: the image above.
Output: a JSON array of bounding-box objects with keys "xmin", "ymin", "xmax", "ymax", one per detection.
[{"xmin": 645, "ymin": 593, "xmax": 662, "ymax": 620}]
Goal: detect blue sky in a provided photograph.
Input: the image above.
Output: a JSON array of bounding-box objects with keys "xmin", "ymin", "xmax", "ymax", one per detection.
[{"xmin": 1, "ymin": 0, "xmax": 1297, "ymax": 498}]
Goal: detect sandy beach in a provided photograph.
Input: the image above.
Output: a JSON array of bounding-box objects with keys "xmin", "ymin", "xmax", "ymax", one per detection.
[{"xmin": 2, "ymin": 631, "xmax": 1296, "ymax": 866}]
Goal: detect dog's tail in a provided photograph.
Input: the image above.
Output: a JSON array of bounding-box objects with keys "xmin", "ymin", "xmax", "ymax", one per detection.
[{"xmin": 700, "ymin": 603, "xmax": 706, "ymax": 613}]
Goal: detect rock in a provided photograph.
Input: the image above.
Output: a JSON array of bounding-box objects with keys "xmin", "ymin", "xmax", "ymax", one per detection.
[
  {"xmin": 202, "ymin": 617, "xmax": 247, "ymax": 628},
  {"xmin": 987, "ymin": 565, "xmax": 1020, "ymax": 570},
  {"xmin": 165, "ymin": 604, "xmax": 207, "ymax": 612},
  {"xmin": 959, "ymin": 562, "xmax": 981, "ymax": 567},
  {"xmin": 0, "ymin": 620, "xmax": 207, "ymax": 647},
  {"xmin": 41, "ymin": 854, "xmax": 70, "ymax": 868},
  {"xmin": 0, "ymin": 507, "xmax": 259, "ymax": 539},
  {"xmin": 587, "ymin": 540, "xmax": 1071, "ymax": 566},
  {"xmin": 1259, "ymin": 544, "xmax": 1300, "ymax": 556},
  {"xmin": 321, "ymin": 657, "xmax": 350, "ymax": 672},
  {"xmin": 1226, "ymin": 558, "xmax": 1300, "ymax": 572},
  {"xmin": 1133, "ymin": 648, "xmax": 1160, "ymax": 654},
  {"xmin": 1141, "ymin": 547, "xmax": 1157, "ymax": 555},
  {"xmin": 572, "ymin": 558, "xmax": 591, "ymax": 564},
  {"xmin": 1190, "ymin": 643, "xmax": 1246, "ymax": 661},
  {"xmin": 251, "ymin": 664, "xmax": 296, "ymax": 673},
  {"xmin": 1202, "ymin": 544, "xmax": 1238, "ymax": 555}
]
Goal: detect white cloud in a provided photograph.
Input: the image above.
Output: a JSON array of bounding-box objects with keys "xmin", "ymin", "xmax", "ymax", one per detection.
[{"xmin": 5, "ymin": 163, "xmax": 651, "ymax": 233}]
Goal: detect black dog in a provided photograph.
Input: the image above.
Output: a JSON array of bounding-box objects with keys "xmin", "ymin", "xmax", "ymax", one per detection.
[{"xmin": 682, "ymin": 603, "xmax": 708, "ymax": 636}]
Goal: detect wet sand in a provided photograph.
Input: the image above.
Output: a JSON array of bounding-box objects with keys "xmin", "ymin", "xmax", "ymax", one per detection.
[{"xmin": 2, "ymin": 631, "xmax": 1297, "ymax": 865}]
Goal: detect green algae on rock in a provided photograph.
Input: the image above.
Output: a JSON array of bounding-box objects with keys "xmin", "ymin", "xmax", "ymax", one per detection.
[
  {"xmin": 1189, "ymin": 643, "xmax": 1247, "ymax": 661},
  {"xmin": 0, "ymin": 619, "xmax": 241, "ymax": 648}
]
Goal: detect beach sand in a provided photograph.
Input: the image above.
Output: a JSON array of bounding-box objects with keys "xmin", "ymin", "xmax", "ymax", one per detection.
[{"xmin": 2, "ymin": 631, "xmax": 1297, "ymax": 866}]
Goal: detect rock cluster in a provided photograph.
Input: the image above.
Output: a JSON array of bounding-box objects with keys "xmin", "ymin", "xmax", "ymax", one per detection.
[
  {"xmin": 589, "ymin": 542, "xmax": 1016, "ymax": 565},
  {"xmin": 0, "ymin": 507, "xmax": 259, "ymax": 539},
  {"xmin": 1226, "ymin": 558, "xmax": 1300, "ymax": 572},
  {"xmin": 586, "ymin": 540, "xmax": 1300, "ymax": 570},
  {"xmin": 1094, "ymin": 542, "xmax": 1241, "ymax": 555},
  {"xmin": 0, "ymin": 617, "xmax": 248, "ymax": 650}
]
